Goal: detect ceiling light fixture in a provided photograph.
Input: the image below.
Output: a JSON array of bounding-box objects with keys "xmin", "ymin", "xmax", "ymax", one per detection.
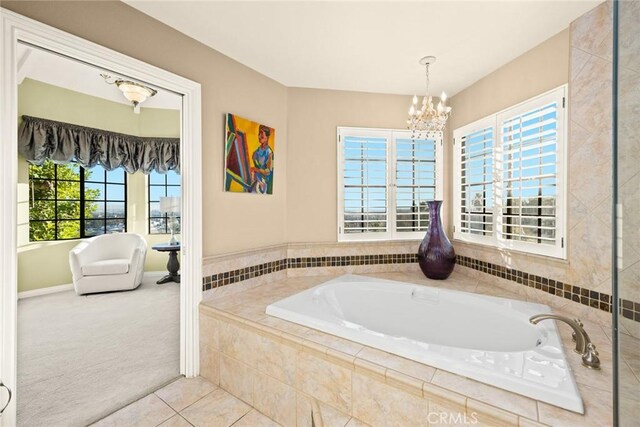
[
  {"xmin": 407, "ymin": 56, "xmax": 451, "ymax": 137},
  {"xmin": 101, "ymin": 74, "xmax": 157, "ymax": 114}
]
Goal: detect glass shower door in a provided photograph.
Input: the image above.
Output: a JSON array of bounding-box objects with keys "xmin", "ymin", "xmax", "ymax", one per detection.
[{"xmin": 614, "ymin": 0, "xmax": 640, "ymax": 424}]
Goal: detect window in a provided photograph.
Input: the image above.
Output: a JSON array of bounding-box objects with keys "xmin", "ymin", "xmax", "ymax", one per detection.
[
  {"xmin": 29, "ymin": 161, "xmax": 127, "ymax": 241},
  {"xmin": 337, "ymin": 127, "xmax": 443, "ymax": 241},
  {"xmin": 453, "ymin": 86, "xmax": 567, "ymax": 258},
  {"xmin": 148, "ymin": 170, "xmax": 181, "ymax": 234}
]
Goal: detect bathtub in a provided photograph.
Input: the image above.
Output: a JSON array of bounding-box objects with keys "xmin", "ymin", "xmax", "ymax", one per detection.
[{"xmin": 266, "ymin": 274, "xmax": 583, "ymax": 413}]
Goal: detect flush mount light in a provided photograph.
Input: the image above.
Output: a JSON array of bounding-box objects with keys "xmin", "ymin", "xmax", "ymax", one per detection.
[{"xmin": 101, "ymin": 73, "xmax": 157, "ymax": 114}]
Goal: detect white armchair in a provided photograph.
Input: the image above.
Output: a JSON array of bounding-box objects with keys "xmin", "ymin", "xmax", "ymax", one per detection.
[{"xmin": 69, "ymin": 233, "xmax": 147, "ymax": 295}]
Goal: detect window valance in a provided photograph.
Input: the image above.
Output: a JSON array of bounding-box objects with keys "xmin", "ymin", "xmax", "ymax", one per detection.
[{"xmin": 18, "ymin": 115, "xmax": 180, "ymax": 174}]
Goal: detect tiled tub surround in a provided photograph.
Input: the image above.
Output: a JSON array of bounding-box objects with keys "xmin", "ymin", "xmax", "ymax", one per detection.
[
  {"xmin": 457, "ymin": 256, "xmax": 612, "ymax": 314},
  {"xmin": 456, "ymin": 256, "xmax": 640, "ymax": 325},
  {"xmin": 266, "ymin": 275, "xmax": 584, "ymax": 413},
  {"xmin": 201, "ymin": 241, "xmax": 421, "ymax": 296},
  {"xmin": 203, "ymin": 253, "xmax": 418, "ymax": 290},
  {"xmin": 202, "ymin": 245, "xmax": 289, "ymax": 299},
  {"xmin": 201, "ymin": 240, "xmax": 639, "ymax": 326},
  {"xmin": 200, "ymin": 272, "xmax": 615, "ymax": 427}
]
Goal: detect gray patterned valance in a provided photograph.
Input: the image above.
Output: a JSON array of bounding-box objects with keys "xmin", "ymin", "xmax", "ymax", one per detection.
[{"xmin": 18, "ymin": 115, "xmax": 180, "ymax": 174}]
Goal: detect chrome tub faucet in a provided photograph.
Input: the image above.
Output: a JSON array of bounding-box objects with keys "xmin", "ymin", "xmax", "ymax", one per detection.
[{"xmin": 530, "ymin": 314, "xmax": 601, "ymax": 370}]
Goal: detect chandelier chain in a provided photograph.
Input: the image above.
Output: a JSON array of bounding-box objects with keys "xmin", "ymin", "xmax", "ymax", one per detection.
[{"xmin": 425, "ymin": 63, "xmax": 430, "ymax": 95}]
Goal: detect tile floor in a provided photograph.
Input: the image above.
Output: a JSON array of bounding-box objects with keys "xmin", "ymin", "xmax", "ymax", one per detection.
[{"xmin": 92, "ymin": 376, "xmax": 280, "ymax": 427}]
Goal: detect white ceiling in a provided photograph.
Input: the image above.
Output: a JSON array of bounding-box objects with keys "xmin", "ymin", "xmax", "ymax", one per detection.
[
  {"xmin": 18, "ymin": 44, "xmax": 182, "ymax": 110},
  {"xmin": 124, "ymin": 0, "xmax": 601, "ymax": 97}
]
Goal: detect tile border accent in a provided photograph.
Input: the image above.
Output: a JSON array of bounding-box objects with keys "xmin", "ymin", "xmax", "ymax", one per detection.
[
  {"xmin": 456, "ymin": 255, "xmax": 640, "ymax": 322},
  {"xmin": 201, "ymin": 252, "xmax": 639, "ymax": 322},
  {"xmin": 456, "ymin": 255, "xmax": 612, "ymax": 312},
  {"xmin": 202, "ymin": 254, "xmax": 417, "ymax": 290},
  {"xmin": 202, "ymin": 259, "xmax": 288, "ymax": 290}
]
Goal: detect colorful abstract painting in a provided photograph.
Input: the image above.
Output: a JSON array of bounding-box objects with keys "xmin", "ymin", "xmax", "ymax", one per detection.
[{"xmin": 224, "ymin": 113, "xmax": 275, "ymax": 194}]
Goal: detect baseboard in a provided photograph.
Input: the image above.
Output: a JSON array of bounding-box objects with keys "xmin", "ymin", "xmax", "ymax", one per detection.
[
  {"xmin": 18, "ymin": 284, "xmax": 74, "ymax": 299},
  {"xmin": 18, "ymin": 271, "xmax": 166, "ymax": 300}
]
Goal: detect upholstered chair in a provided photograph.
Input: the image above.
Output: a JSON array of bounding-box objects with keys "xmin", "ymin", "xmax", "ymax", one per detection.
[{"xmin": 69, "ymin": 233, "xmax": 147, "ymax": 295}]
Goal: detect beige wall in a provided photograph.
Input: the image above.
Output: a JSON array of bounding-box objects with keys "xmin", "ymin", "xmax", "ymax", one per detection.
[
  {"xmin": 17, "ymin": 78, "xmax": 181, "ymax": 292},
  {"xmin": 446, "ymin": 29, "xmax": 571, "ymax": 130},
  {"xmin": 285, "ymin": 30, "xmax": 571, "ymax": 244},
  {"xmin": 286, "ymin": 88, "xmax": 412, "ymax": 243},
  {"xmin": 5, "ymin": 2, "xmax": 615, "ymax": 299},
  {"xmin": 448, "ymin": 2, "xmax": 614, "ymax": 297},
  {"xmin": 445, "ymin": 28, "xmax": 570, "ymax": 237},
  {"xmin": 3, "ymin": 0, "xmax": 289, "ymax": 259}
]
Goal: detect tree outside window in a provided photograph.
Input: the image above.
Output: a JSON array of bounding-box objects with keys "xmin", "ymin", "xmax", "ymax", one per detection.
[{"xmin": 29, "ymin": 160, "xmax": 126, "ymax": 241}]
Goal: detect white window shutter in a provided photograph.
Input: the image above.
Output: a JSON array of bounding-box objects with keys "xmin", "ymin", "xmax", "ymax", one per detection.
[
  {"xmin": 339, "ymin": 129, "xmax": 390, "ymax": 238},
  {"xmin": 457, "ymin": 125, "xmax": 494, "ymax": 237},
  {"xmin": 337, "ymin": 128, "xmax": 443, "ymax": 241},
  {"xmin": 453, "ymin": 86, "xmax": 567, "ymax": 259},
  {"xmin": 394, "ymin": 133, "xmax": 439, "ymax": 234},
  {"xmin": 498, "ymin": 97, "xmax": 562, "ymax": 250}
]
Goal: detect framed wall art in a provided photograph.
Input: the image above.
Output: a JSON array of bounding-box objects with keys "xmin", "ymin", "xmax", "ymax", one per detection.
[{"xmin": 224, "ymin": 113, "xmax": 275, "ymax": 194}]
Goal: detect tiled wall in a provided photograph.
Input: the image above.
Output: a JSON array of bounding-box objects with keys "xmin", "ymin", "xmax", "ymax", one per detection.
[
  {"xmin": 203, "ymin": 253, "xmax": 419, "ymax": 290},
  {"xmin": 201, "ymin": 245, "xmax": 288, "ymax": 300},
  {"xmin": 456, "ymin": 255, "xmax": 612, "ymax": 313},
  {"xmin": 200, "ymin": 308, "xmax": 539, "ymax": 427},
  {"xmin": 201, "ymin": 241, "xmax": 420, "ymax": 298},
  {"xmin": 200, "ymin": 241, "xmax": 640, "ymax": 323},
  {"xmin": 455, "ymin": 255, "xmax": 640, "ymax": 325}
]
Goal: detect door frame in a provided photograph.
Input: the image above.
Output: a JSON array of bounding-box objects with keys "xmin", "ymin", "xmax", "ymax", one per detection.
[{"xmin": 0, "ymin": 9, "xmax": 202, "ymax": 425}]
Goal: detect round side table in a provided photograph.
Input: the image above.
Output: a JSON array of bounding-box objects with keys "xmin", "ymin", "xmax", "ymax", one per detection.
[{"xmin": 151, "ymin": 243, "xmax": 181, "ymax": 284}]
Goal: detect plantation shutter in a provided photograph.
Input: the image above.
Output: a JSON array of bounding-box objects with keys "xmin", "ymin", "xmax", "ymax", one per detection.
[
  {"xmin": 338, "ymin": 128, "xmax": 443, "ymax": 241},
  {"xmin": 395, "ymin": 135, "xmax": 437, "ymax": 233},
  {"xmin": 456, "ymin": 125, "xmax": 494, "ymax": 238},
  {"xmin": 340, "ymin": 131, "xmax": 389, "ymax": 236},
  {"xmin": 498, "ymin": 99, "xmax": 560, "ymax": 247},
  {"xmin": 453, "ymin": 86, "xmax": 566, "ymax": 258}
]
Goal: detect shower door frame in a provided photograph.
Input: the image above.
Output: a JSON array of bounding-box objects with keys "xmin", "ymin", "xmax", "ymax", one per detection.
[{"xmin": 611, "ymin": 0, "xmax": 620, "ymax": 425}]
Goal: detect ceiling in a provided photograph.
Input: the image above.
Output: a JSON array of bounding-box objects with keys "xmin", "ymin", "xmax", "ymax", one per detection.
[
  {"xmin": 125, "ymin": 0, "xmax": 601, "ymax": 97},
  {"xmin": 18, "ymin": 44, "xmax": 182, "ymax": 110}
]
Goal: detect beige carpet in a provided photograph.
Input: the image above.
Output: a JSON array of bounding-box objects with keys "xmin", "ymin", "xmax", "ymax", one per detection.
[{"xmin": 17, "ymin": 272, "xmax": 180, "ymax": 427}]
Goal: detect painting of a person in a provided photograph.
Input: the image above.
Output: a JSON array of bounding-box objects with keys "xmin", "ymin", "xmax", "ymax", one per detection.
[
  {"xmin": 250, "ymin": 125, "xmax": 274, "ymax": 194},
  {"xmin": 224, "ymin": 113, "xmax": 276, "ymax": 194}
]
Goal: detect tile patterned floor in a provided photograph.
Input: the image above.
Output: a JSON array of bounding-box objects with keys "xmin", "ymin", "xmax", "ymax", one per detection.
[{"xmin": 92, "ymin": 376, "xmax": 280, "ymax": 427}]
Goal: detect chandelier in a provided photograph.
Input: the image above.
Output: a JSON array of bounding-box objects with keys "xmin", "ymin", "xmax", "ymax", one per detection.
[{"xmin": 407, "ymin": 56, "xmax": 451, "ymax": 137}]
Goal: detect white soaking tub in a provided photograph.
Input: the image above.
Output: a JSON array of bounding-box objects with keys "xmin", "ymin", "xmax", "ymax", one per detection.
[{"xmin": 266, "ymin": 274, "xmax": 584, "ymax": 413}]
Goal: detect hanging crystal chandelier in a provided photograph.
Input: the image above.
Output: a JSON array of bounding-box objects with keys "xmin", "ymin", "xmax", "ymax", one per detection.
[{"xmin": 407, "ymin": 56, "xmax": 452, "ymax": 137}]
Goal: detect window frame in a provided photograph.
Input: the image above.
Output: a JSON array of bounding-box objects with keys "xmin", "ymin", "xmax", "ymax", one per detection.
[
  {"xmin": 28, "ymin": 162, "xmax": 127, "ymax": 241},
  {"xmin": 337, "ymin": 126, "xmax": 443, "ymax": 242},
  {"xmin": 453, "ymin": 85, "xmax": 568, "ymax": 259},
  {"xmin": 147, "ymin": 170, "xmax": 181, "ymax": 235}
]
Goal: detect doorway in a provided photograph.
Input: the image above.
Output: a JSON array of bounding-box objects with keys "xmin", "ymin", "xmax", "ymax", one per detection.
[
  {"xmin": 0, "ymin": 9, "xmax": 202, "ymax": 426},
  {"xmin": 16, "ymin": 43, "xmax": 185, "ymax": 425}
]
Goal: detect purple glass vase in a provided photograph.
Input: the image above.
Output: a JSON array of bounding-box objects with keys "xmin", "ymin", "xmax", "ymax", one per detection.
[{"xmin": 418, "ymin": 200, "xmax": 456, "ymax": 280}]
